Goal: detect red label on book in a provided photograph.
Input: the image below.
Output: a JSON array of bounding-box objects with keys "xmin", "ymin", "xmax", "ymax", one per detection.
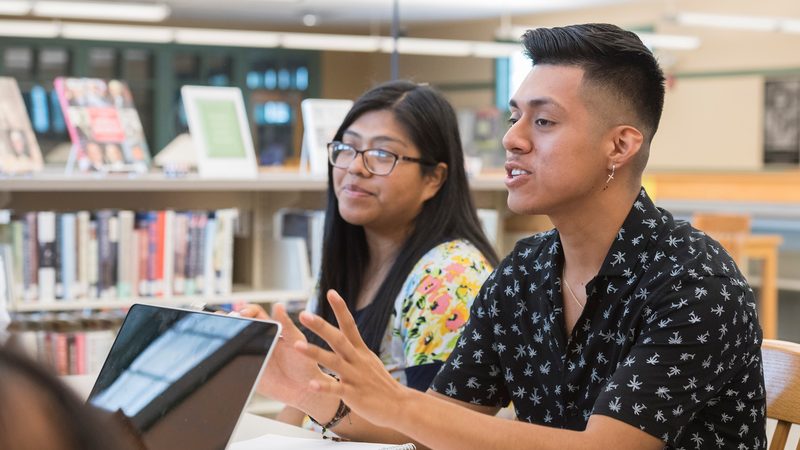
[{"xmin": 87, "ymin": 107, "xmax": 126, "ymax": 143}]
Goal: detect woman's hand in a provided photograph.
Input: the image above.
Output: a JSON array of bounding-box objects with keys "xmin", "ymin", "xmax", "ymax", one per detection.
[
  {"xmin": 237, "ymin": 303, "xmax": 329, "ymax": 410},
  {"xmin": 295, "ymin": 290, "xmax": 411, "ymax": 428}
]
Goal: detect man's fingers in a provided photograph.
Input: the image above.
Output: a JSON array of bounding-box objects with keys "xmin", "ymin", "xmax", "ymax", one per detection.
[
  {"xmin": 298, "ymin": 310, "xmax": 358, "ymax": 362},
  {"xmin": 326, "ymin": 290, "xmax": 369, "ymax": 350}
]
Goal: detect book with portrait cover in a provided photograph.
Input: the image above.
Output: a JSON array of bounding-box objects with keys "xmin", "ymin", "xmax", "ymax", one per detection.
[
  {"xmin": 54, "ymin": 77, "xmax": 151, "ymax": 173},
  {"xmin": 0, "ymin": 77, "xmax": 44, "ymax": 174}
]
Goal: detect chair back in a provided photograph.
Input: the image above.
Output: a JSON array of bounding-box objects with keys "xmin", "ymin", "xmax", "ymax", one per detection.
[
  {"xmin": 763, "ymin": 339, "xmax": 800, "ymax": 450},
  {"xmin": 692, "ymin": 213, "xmax": 751, "ymax": 267}
]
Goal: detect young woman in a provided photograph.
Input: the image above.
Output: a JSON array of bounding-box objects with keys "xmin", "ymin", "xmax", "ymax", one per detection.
[{"xmin": 243, "ymin": 80, "xmax": 499, "ymax": 426}]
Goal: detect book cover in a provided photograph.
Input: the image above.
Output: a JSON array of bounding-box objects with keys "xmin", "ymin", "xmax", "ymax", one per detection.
[
  {"xmin": 53, "ymin": 77, "xmax": 151, "ymax": 173},
  {"xmin": 0, "ymin": 77, "xmax": 44, "ymax": 174}
]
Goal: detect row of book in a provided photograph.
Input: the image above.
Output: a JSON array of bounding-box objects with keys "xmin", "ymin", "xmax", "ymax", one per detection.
[
  {"xmin": 2, "ymin": 208, "xmax": 238, "ymax": 304},
  {"xmin": 5, "ymin": 311, "xmax": 125, "ymax": 376}
]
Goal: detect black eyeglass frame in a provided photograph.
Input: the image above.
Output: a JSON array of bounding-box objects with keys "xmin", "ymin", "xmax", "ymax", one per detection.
[{"xmin": 327, "ymin": 141, "xmax": 436, "ymax": 176}]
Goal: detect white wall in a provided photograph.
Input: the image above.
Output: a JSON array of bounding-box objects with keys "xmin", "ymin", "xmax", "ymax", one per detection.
[{"xmin": 649, "ymin": 76, "xmax": 764, "ymax": 170}]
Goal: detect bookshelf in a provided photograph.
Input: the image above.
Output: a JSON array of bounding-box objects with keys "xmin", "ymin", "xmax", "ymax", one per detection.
[
  {"xmin": 0, "ymin": 170, "xmax": 335, "ymax": 307},
  {"xmin": 0, "ymin": 169, "xmax": 511, "ymax": 301},
  {"xmin": 8, "ymin": 285, "xmax": 308, "ymax": 313}
]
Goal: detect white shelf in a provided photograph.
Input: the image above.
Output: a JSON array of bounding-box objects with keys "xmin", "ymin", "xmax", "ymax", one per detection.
[
  {"xmin": 0, "ymin": 170, "xmax": 328, "ymax": 192},
  {"xmin": 9, "ymin": 285, "xmax": 309, "ymax": 312},
  {"xmin": 0, "ymin": 169, "xmax": 508, "ymax": 192}
]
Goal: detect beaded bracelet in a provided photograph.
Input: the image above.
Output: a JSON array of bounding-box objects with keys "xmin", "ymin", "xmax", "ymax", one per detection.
[{"xmin": 309, "ymin": 399, "xmax": 351, "ymax": 435}]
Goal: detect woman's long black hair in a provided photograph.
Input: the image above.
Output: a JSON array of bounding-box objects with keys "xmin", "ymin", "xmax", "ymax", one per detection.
[{"xmin": 311, "ymin": 80, "xmax": 499, "ymax": 354}]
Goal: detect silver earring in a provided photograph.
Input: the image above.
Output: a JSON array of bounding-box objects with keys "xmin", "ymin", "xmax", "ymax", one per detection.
[{"xmin": 603, "ymin": 164, "xmax": 615, "ymax": 191}]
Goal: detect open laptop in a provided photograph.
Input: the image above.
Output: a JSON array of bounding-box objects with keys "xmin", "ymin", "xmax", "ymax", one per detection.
[{"xmin": 87, "ymin": 303, "xmax": 281, "ymax": 450}]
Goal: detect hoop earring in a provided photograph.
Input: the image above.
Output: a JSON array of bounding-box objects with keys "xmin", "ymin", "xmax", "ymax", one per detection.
[{"xmin": 603, "ymin": 164, "xmax": 615, "ymax": 191}]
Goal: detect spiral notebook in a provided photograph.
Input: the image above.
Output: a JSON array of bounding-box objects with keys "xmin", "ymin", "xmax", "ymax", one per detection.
[{"xmin": 230, "ymin": 433, "xmax": 416, "ymax": 450}]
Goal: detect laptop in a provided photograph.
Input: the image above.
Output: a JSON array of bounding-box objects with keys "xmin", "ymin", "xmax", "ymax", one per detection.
[{"xmin": 87, "ymin": 303, "xmax": 281, "ymax": 450}]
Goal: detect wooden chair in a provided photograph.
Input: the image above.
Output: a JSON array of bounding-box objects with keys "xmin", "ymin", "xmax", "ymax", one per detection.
[
  {"xmin": 692, "ymin": 213, "xmax": 751, "ymax": 265},
  {"xmin": 692, "ymin": 212, "xmax": 783, "ymax": 339},
  {"xmin": 763, "ymin": 339, "xmax": 800, "ymax": 450}
]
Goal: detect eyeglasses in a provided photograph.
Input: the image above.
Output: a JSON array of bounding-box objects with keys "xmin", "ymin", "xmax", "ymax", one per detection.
[{"xmin": 327, "ymin": 141, "xmax": 434, "ymax": 176}]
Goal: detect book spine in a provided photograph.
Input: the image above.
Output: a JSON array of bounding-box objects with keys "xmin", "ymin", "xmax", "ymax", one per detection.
[
  {"xmin": 88, "ymin": 219, "xmax": 98, "ymax": 299},
  {"xmin": 95, "ymin": 210, "xmax": 111, "ymax": 299},
  {"xmin": 11, "ymin": 221, "xmax": 24, "ymax": 303},
  {"xmin": 173, "ymin": 212, "xmax": 187, "ymax": 296},
  {"xmin": 67, "ymin": 331, "xmax": 77, "ymax": 375},
  {"xmin": 24, "ymin": 212, "xmax": 39, "ymax": 302},
  {"xmin": 161, "ymin": 210, "xmax": 174, "ymax": 298},
  {"xmin": 202, "ymin": 215, "xmax": 216, "ymax": 298},
  {"xmin": 194, "ymin": 212, "xmax": 208, "ymax": 294},
  {"xmin": 54, "ymin": 213, "xmax": 63, "ymax": 299},
  {"xmin": 60, "ymin": 213, "xmax": 76, "ymax": 301},
  {"xmin": 37, "ymin": 211, "xmax": 56, "ymax": 302},
  {"xmin": 108, "ymin": 213, "xmax": 119, "ymax": 299},
  {"xmin": 184, "ymin": 211, "xmax": 196, "ymax": 296},
  {"xmin": 153, "ymin": 211, "xmax": 165, "ymax": 296},
  {"xmin": 76, "ymin": 211, "xmax": 90, "ymax": 299},
  {"xmin": 135, "ymin": 212, "xmax": 149, "ymax": 296},
  {"xmin": 217, "ymin": 209, "xmax": 236, "ymax": 296},
  {"xmin": 116, "ymin": 211, "xmax": 134, "ymax": 298},
  {"xmin": 54, "ymin": 331, "xmax": 68, "ymax": 376},
  {"xmin": 85, "ymin": 328, "xmax": 115, "ymax": 374},
  {"xmin": 74, "ymin": 331, "xmax": 86, "ymax": 375}
]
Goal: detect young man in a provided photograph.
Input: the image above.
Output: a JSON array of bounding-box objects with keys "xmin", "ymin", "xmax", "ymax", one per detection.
[{"xmin": 255, "ymin": 23, "xmax": 767, "ymax": 450}]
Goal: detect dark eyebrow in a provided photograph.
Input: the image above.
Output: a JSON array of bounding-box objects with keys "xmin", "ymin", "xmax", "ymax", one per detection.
[
  {"xmin": 508, "ymin": 97, "xmax": 565, "ymax": 112},
  {"xmin": 342, "ymin": 130, "xmax": 407, "ymax": 146}
]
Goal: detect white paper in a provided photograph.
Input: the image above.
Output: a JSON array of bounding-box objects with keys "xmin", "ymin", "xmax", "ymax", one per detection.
[{"xmin": 229, "ymin": 433, "xmax": 414, "ymax": 450}]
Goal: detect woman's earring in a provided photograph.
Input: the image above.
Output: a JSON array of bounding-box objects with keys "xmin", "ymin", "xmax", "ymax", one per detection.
[{"xmin": 603, "ymin": 164, "xmax": 615, "ymax": 191}]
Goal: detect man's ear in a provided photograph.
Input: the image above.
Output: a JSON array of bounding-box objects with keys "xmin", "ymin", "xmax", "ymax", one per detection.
[
  {"xmin": 421, "ymin": 162, "xmax": 448, "ymax": 202},
  {"xmin": 607, "ymin": 125, "xmax": 644, "ymax": 170}
]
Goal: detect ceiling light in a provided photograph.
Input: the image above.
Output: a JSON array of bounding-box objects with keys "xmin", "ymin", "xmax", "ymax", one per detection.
[
  {"xmin": 496, "ymin": 25, "xmax": 701, "ymax": 51},
  {"xmin": 0, "ymin": 18, "xmax": 520, "ymax": 58},
  {"xmin": 387, "ymin": 37, "xmax": 473, "ymax": 57},
  {"xmin": 0, "ymin": 1, "xmax": 32, "ymax": 15},
  {"xmin": 33, "ymin": 1, "xmax": 170, "ymax": 22},
  {"xmin": 675, "ymin": 12, "xmax": 777, "ymax": 32},
  {"xmin": 471, "ymin": 41, "xmax": 522, "ymax": 58},
  {"xmin": 0, "ymin": 19, "xmax": 58, "ymax": 37},
  {"xmin": 62, "ymin": 23, "xmax": 172, "ymax": 43},
  {"xmin": 636, "ymin": 32, "xmax": 701, "ymax": 51},
  {"xmin": 781, "ymin": 19, "xmax": 800, "ymax": 34},
  {"xmin": 302, "ymin": 14, "xmax": 317, "ymax": 27},
  {"xmin": 175, "ymin": 28, "xmax": 280, "ymax": 47},
  {"xmin": 282, "ymin": 33, "xmax": 382, "ymax": 52}
]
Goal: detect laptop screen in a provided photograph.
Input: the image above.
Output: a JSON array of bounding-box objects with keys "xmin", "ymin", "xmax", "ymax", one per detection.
[{"xmin": 88, "ymin": 303, "xmax": 280, "ymax": 450}]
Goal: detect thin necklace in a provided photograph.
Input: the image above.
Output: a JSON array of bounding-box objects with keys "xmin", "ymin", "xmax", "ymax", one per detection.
[{"xmin": 562, "ymin": 271, "xmax": 586, "ymax": 309}]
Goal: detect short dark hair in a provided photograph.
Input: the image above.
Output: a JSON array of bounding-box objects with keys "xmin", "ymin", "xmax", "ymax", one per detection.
[
  {"xmin": 521, "ymin": 23, "xmax": 666, "ymax": 145},
  {"xmin": 314, "ymin": 80, "xmax": 499, "ymax": 354}
]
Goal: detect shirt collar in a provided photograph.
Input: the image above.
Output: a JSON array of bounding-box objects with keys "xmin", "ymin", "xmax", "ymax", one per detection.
[{"xmin": 594, "ymin": 187, "xmax": 664, "ymax": 277}]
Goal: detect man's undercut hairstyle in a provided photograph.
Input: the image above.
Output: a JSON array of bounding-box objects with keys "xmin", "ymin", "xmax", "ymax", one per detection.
[{"xmin": 522, "ymin": 23, "xmax": 666, "ymax": 145}]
